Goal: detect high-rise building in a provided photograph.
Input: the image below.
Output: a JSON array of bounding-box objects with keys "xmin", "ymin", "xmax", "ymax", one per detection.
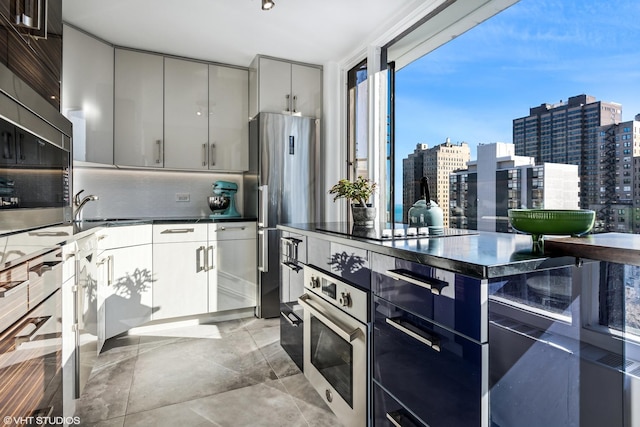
[
  {"xmin": 402, "ymin": 143, "xmax": 429, "ymax": 223},
  {"xmin": 596, "ymin": 117, "xmax": 640, "ymax": 232},
  {"xmin": 450, "ymin": 143, "xmax": 579, "ymax": 232},
  {"xmin": 402, "ymin": 139, "xmax": 470, "ymax": 226},
  {"xmin": 513, "ymin": 94, "xmax": 621, "ymax": 208}
]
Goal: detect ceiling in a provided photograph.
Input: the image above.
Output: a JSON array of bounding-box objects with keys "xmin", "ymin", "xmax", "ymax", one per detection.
[{"xmin": 62, "ymin": 0, "xmax": 425, "ymax": 68}]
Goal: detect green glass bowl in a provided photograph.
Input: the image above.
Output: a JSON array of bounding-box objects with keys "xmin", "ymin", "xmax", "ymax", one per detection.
[{"xmin": 508, "ymin": 209, "xmax": 595, "ymax": 238}]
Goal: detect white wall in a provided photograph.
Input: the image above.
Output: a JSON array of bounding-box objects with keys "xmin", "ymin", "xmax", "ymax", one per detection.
[{"xmin": 73, "ymin": 167, "xmax": 245, "ymax": 219}]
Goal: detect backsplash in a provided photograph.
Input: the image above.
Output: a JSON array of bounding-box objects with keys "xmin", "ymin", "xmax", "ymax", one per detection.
[{"xmin": 73, "ymin": 166, "xmax": 245, "ymax": 219}]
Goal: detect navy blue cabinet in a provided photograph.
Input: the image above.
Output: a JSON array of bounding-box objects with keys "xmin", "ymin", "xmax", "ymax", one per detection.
[
  {"xmin": 372, "ymin": 296, "xmax": 487, "ymax": 426},
  {"xmin": 371, "ymin": 252, "xmax": 488, "ymax": 426},
  {"xmin": 371, "ymin": 252, "xmax": 485, "ymax": 342}
]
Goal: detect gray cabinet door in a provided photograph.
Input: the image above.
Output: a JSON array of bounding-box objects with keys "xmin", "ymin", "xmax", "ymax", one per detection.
[{"xmin": 114, "ymin": 49, "xmax": 164, "ymax": 167}]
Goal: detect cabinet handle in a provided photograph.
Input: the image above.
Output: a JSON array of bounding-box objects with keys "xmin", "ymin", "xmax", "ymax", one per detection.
[
  {"xmin": 2, "ymin": 131, "xmax": 13, "ymax": 160},
  {"xmin": 386, "ymin": 409, "xmax": 422, "ymax": 427},
  {"xmin": 107, "ymin": 255, "xmax": 113, "ymax": 286},
  {"xmin": 292, "ymin": 95, "xmax": 297, "ymax": 113},
  {"xmin": 14, "ymin": 316, "xmax": 51, "ymax": 347},
  {"xmin": 280, "ymin": 311, "xmax": 302, "ymax": 327},
  {"xmin": 18, "ymin": 133, "xmax": 25, "ymax": 161},
  {"xmin": 298, "ymin": 293, "xmax": 361, "ymax": 342},
  {"xmin": 0, "ymin": 279, "xmax": 28, "ymax": 298},
  {"xmin": 155, "ymin": 139, "xmax": 162, "ymax": 164},
  {"xmin": 196, "ymin": 246, "xmax": 206, "ymax": 272},
  {"xmin": 285, "ymin": 94, "xmax": 291, "ymax": 112},
  {"xmin": 385, "ymin": 317, "xmax": 441, "ymax": 352},
  {"xmin": 160, "ymin": 228, "xmax": 195, "ymax": 234},
  {"xmin": 280, "ymin": 261, "xmax": 302, "ymax": 272},
  {"xmin": 207, "ymin": 245, "xmax": 214, "ymax": 271},
  {"xmin": 202, "ymin": 143, "xmax": 207, "ymax": 167},
  {"xmin": 384, "ymin": 269, "xmax": 448, "ymax": 295},
  {"xmin": 210, "ymin": 143, "xmax": 216, "ymax": 166},
  {"xmin": 216, "ymin": 226, "xmax": 246, "ymax": 232}
]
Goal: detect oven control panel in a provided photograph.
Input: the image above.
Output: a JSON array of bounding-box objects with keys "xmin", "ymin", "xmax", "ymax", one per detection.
[{"xmin": 303, "ymin": 265, "xmax": 368, "ymax": 323}]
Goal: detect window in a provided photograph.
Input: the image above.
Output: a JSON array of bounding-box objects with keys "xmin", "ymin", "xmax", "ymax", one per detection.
[{"xmin": 347, "ymin": 59, "xmax": 369, "ymax": 184}]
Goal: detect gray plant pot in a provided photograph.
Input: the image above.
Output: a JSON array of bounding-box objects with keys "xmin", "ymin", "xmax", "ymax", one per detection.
[{"xmin": 352, "ymin": 205, "xmax": 376, "ymax": 226}]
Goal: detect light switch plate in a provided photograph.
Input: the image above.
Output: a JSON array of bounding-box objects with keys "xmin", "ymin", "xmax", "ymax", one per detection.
[{"xmin": 175, "ymin": 193, "xmax": 190, "ymax": 202}]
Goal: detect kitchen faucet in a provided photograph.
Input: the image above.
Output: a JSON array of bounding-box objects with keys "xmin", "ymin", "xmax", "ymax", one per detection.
[{"xmin": 74, "ymin": 189, "xmax": 99, "ymax": 222}]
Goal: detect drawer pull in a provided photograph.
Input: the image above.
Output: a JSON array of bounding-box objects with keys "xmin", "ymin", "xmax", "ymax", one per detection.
[
  {"xmin": 281, "ymin": 261, "xmax": 302, "ymax": 272},
  {"xmin": 384, "ymin": 269, "xmax": 447, "ymax": 295},
  {"xmin": 280, "ymin": 311, "xmax": 302, "ymax": 327},
  {"xmin": 0, "ymin": 280, "xmax": 28, "ymax": 298},
  {"xmin": 216, "ymin": 226, "xmax": 247, "ymax": 231},
  {"xmin": 15, "ymin": 316, "xmax": 51, "ymax": 346},
  {"xmin": 386, "ymin": 409, "xmax": 422, "ymax": 427},
  {"xmin": 385, "ymin": 317, "xmax": 441, "ymax": 352},
  {"xmin": 298, "ymin": 293, "xmax": 361, "ymax": 342},
  {"xmin": 161, "ymin": 228, "xmax": 195, "ymax": 234}
]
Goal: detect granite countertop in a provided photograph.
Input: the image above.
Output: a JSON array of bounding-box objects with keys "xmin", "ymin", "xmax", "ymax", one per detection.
[{"xmin": 278, "ymin": 222, "xmax": 577, "ymax": 279}]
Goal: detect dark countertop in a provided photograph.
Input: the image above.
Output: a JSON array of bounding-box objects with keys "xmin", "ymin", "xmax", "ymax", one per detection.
[
  {"xmin": 0, "ymin": 217, "xmax": 257, "ymax": 271},
  {"xmin": 278, "ymin": 222, "xmax": 577, "ymax": 279},
  {"xmin": 545, "ymin": 232, "xmax": 640, "ymax": 266}
]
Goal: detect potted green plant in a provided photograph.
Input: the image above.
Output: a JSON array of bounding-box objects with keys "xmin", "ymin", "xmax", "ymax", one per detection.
[{"xmin": 329, "ymin": 176, "xmax": 378, "ymax": 226}]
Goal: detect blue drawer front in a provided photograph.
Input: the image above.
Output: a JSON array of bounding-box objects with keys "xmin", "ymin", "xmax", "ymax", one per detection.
[
  {"xmin": 307, "ymin": 236, "xmax": 371, "ymax": 290},
  {"xmin": 373, "ymin": 296, "xmax": 486, "ymax": 427},
  {"xmin": 373, "ymin": 382, "xmax": 426, "ymax": 427},
  {"xmin": 372, "ymin": 252, "xmax": 484, "ymax": 341}
]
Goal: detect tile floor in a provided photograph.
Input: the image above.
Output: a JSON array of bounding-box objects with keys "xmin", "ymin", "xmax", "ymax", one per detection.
[{"xmin": 74, "ymin": 317, "xmax": 343, "ymax": 427}]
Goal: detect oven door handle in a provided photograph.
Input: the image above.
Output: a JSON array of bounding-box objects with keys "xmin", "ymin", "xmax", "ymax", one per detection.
[{"xmin": 298, "ymin": 293, "xmax": 361, "ymax": 342}]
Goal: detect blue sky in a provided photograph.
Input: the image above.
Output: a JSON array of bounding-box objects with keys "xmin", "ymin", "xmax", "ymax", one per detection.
[{"xmin": 395, "ymin": 0, "xmax": 640, "ymax": 166}]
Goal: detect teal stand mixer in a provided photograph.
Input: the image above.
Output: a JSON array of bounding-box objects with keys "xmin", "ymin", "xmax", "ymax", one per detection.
[{"xmin": 208, "ymin": 180, "xmax": 240, "ymax": 218}]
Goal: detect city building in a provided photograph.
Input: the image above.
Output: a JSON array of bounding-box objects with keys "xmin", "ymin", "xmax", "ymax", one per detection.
[
  {"xmin": 401, "ymin": 139, "xmax": 470, "ymax": 226},
  {"xmin": 513, "ymin": 94, "xmax": 621, "ymax": 209},
  {"xmin": 450, "ymin": 142, "xmax": 579, "ymax": 232},
  {"xmin": 596, "ymin": 116, "xmax": 640, "ymax": 232}
]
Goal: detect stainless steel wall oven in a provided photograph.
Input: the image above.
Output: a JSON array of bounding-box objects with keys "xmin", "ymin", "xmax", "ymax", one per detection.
[
  {"xmin": 299, "ymin": 265, "xmax": 368, "ymax": 427},
  {"xmin": 0, "ymin": 66, "xmax": 72, "ymax": 235}
]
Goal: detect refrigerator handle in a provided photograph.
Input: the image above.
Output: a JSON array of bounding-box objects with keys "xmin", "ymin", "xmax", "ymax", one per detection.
[
  {"xmin": 258, "ymin": 229, "xmax": 268, "ymax": 273},
  {"xmin": 258, "ymin": 185, "xmax": 268, "ymax": 228}
]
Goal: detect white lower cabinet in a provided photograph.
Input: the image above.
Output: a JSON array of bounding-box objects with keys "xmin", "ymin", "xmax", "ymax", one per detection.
[
  {"xmin": 97, "ymin": 225, "xmax": 153, "ymax": 339},
  {"xmin": 209, "ymin": 222, "xmax": 257, "ymax": 312},
  {"xmin": 152, "ymin": 224, "xmax": 209, "ymax": 320}
]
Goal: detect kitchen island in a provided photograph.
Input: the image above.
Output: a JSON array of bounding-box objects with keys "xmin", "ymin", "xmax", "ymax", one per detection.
[{"xmin": 277, "ymin": 222, "xmax": 638, "ymax": 427}]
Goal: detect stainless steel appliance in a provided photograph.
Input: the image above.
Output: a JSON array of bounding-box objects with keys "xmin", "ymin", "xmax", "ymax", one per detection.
[
  {"xmin": 298, "ymin": 265, "xmax": 368, "ymax": 427},
  {"xmin": 0, "ymin": 77, "xmax": 72, "ymax": 234},
  {"xmin": 244, "ymin": 112, "xmax": 319, "ymax": 318}
]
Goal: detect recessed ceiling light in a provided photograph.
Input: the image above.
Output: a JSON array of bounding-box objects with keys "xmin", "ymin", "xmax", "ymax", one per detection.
[{"xmin": 262, "ymin": 0, "xmax": 275, "ymax": 11}]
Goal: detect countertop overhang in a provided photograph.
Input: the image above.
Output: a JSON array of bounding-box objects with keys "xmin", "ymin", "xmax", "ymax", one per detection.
[{"xmin": 278, "ymin": 222, "xmax": 579, "ymax": 279}]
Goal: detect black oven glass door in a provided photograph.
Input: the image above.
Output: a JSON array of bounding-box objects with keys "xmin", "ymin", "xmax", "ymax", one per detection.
[{"xmin": 310, "ymin": 315, "xmax": 354, "ymax": 407}]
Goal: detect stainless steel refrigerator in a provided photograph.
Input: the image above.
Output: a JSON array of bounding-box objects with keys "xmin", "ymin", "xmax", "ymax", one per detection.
[{"xmin": 244, "ymin": 113, "xmax": 319, "ymax": 318}]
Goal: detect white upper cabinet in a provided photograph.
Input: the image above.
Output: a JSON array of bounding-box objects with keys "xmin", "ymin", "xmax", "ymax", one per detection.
[
  {"xmin": 250, "ymin": 56, "xmax": 322, "ymax": 119},
  {"xmin": 163, "ymin": 58, "xmax": 209, "ymax": 170},
  {"xmin": 114, "ymin": 49, "xmax": 164, "ymax": 167},
  {"xmin": 208, "ymin": 65, "xmax": 249, "ymax": 171},
  {"xmin": 290, "ymin": 63, "xmax": 322, "ymax": 119},
  {"xmin": 62, "ymin": 25, "xmax": 114, "ymax": 164}
]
